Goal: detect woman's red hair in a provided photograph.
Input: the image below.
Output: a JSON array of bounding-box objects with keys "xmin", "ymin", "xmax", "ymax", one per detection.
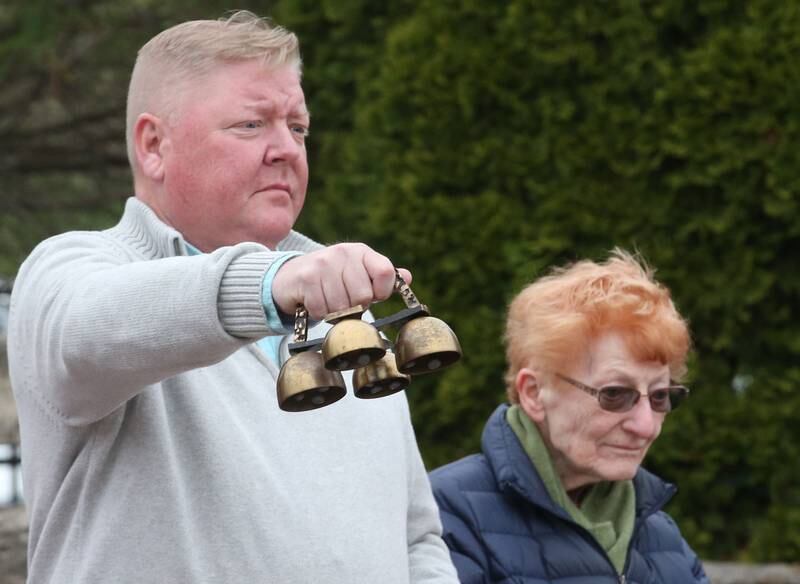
[{"xmin": 504, "ymin": 249, "xmax": 691, "ymax": 403}]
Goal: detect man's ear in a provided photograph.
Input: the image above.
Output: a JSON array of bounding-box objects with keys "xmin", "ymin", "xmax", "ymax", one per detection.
[
  {"xmin": 133, "ymin": 113, "xmax": 167, "ymax": 181},
  {"xmin": 516, "ymin": 367, "xmax": 546, "ymax": 423}
]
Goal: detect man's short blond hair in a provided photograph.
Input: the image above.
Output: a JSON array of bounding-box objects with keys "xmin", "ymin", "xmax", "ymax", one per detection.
[
  {"xmin": 504, "ymin": 248, "xmax": 691, "ymax": 403},
  {"xmin": 125, "ymin": 10, "xmax": 302, "ymax": 172}
]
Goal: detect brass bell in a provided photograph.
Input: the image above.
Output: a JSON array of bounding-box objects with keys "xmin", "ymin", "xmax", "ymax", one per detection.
[
  {"xmin": 321, "ymin": 306, "xmax": 386, "ymax": 371},
  {"xmin": 395, "ymin": 316, "xmax": 462, "ymax": 375},
  {"xmin": 277, "ymin": 350, "xmax": 347, "ymax": 412},
  {"xmin": 353, "ymin": 351, "xmax": 411, "ymax": 399}
]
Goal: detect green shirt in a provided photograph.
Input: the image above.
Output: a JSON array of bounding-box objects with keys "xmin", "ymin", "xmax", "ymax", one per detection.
[{"xmin": 506, "ymin": 405, "xmax": 636, "ymax": 573}]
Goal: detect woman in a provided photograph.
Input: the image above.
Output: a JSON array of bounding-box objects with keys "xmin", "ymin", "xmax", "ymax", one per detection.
[{"xmin": 430, "ymin": 249, "xmax": 708, "ymax": 583}]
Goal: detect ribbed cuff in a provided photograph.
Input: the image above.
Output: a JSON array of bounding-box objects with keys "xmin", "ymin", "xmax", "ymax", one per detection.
[
  {"xmin": 261, "ymin": 252, "xmax": 303, "ymax": 332},
  {"xmin": 218, "ymin": 252, "xmax": 279, "ymax": 338}
]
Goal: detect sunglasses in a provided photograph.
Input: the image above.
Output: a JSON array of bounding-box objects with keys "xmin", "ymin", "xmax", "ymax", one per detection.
[{"xmin": 555, "ymin": 373, "xmax": 689, "ymax": 413}]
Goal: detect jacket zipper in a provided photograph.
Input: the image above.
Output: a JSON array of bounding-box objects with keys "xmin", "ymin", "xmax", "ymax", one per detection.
[
  {"xmin": 539, "ymin": 483, "xmax": 674, "ymax": 583},
  {"xmin": 617, "ymin": 484, "xmax": 676, "ymax": 583}
]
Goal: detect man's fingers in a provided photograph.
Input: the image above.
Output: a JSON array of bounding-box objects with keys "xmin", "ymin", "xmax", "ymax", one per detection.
[
  {"xmin": 341, "ymin": 259, "xmax": 374, "ymax": 310},
  {"xmin": 395, "ymin": 268, "xmax": 412, "ymax": 287},
  {"xmin": 361, "ymin": 249, "xmax": 397, "ymax": 301},
  {"xmin": 272, "ymin": 243, "xmax": 413, "ymax": 320}
]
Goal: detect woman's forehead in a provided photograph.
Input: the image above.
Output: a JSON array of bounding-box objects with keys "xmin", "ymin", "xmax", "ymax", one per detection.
[{"xmin": 579, "ymin": 332, "xmax": 669, "ymax": 381}]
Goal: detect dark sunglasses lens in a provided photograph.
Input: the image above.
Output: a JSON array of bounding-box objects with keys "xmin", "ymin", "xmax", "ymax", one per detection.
[
  {"xmin": 598, "ymin": 385, "xmax": 689, "ymax": 413},
  {"xmin": 667, "ymin": 386, "xmax": 689, "ymax": 410},
  {"xmin": 648, "ymin": 389, "xmax": 673, "ymax": 412},
  {"xmin": 598, "ymin": 386, "xmax": 639, "ymax": 412}
]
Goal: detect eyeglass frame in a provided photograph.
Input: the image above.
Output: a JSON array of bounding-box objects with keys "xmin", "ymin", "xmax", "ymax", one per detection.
[{"xmin": 554, "ymin": 373, "xmax": 690, "ymax": 413}]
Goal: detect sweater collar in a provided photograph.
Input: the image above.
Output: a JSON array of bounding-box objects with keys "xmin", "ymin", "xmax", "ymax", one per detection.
[
  {"xmin": 109, "ymin": 197, "xmax": 189, "ymax": 260},
  {"xmin": 109, "ymin": 197, "xmax": 323, "ymax": 259}
]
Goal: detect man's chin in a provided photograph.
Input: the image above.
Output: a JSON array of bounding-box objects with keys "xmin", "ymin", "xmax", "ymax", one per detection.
[
  {"xmin": 239, "ymin": 216, "xmax": 296, "ymax": 248},
  {"xmin": 252, "ymin": 227, "xmax": 293, "ymax": 249}
]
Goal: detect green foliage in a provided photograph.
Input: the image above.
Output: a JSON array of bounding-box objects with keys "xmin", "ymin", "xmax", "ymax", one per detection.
[
  {"xmin": 0, "ymin": 0, "xmax": 261, "ymax": 274},
  {"xmin": 271, "ymin": 0, "xmax": 418, "ymax": 241},
  {"xmin": 274, "ymin": 0, "xmax": 800, "ymax": 562},
  {"xmin": 2, "ymin": 0, "xmax": 798, "ymax": 562}
]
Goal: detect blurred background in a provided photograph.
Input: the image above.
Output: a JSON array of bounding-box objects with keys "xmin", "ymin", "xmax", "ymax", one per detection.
[{"xmin": 1, "ymin": 0, "xmax": 799, "ymax": 576}]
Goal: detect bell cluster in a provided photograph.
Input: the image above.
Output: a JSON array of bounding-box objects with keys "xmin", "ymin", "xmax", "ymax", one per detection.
[{"xmin": 277, "ymin": 276, "xmax": 462, "ymax": 412}]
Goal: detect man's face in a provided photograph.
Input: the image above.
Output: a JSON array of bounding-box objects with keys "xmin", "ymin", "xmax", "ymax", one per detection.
[
  {"xmin": 155, "ymin": 61, "xmax": 309, "ymax": 251},
  {"xmin": 525, "ymin": 332, "xmax": 668, "ymax": 491}
]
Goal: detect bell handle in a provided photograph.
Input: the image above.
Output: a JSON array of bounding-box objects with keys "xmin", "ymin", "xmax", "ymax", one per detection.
[
  {"xmin": 292, "ymin": 306, "xmax": 308, "ymax": 343},
  {"xmin": 394, "ymin": 271, "xmax": 422, "ymax": 309},
  {"xmin": 287, "ymin": 306, "xmax": 324, "ymax": 355}
]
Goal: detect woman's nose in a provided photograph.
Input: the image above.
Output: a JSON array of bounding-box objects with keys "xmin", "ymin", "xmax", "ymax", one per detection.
[{"xmin": 622, "ymin": 394, "xmax": 662, "ymax": 440}]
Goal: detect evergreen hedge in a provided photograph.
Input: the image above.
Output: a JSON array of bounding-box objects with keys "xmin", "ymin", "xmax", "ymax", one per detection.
[{"xmin": 277, "ymin": 0, "xmax": 800, "ymax": 561}]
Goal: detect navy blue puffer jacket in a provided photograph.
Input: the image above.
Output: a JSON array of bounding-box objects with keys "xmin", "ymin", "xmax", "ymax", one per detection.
[{"xmin": 430, "ymin": 405, "xmax": 709, "ymax": 584}]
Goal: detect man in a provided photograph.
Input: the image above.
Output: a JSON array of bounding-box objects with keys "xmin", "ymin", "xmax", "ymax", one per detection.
[{"xmin": 8, "ymin": 11, "xmax": 457, "ymax": 584}]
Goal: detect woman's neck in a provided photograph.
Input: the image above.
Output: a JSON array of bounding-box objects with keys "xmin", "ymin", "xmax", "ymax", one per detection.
[{"xmin": 567, "ymin": 484, "xmax": 591, "ymax": 506}]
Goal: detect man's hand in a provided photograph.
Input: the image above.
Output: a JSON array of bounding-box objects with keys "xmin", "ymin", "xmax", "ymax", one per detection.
[{"xmin": 272, "ymin": 243, "xmax": 412, "ymax": 320}]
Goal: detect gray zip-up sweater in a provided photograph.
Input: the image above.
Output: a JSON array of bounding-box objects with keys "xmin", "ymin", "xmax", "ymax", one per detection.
[{"xmin": 8, "ymin": 197, "xmax": 457, "ymax": 584}]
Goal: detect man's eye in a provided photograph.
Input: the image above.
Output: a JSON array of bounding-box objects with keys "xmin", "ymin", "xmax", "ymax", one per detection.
[
  {"xmin": 291, "ymin": 124, "xmax": 310, "ymax": 138},
  {"xmin": 237, "ymin": 121, "xmax": 263, "ymax": 129}
]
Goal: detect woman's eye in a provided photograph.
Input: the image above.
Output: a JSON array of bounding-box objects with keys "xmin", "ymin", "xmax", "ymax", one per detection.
[
  {"xmin": 600, "ymin": 386, "xmax": 634, "ymax": 404},
  {"xmin": 602, "ymin": 387, "xmax": 625, "ymax": 399},
  {"xmin": 649, "ymin": 390, "xmax": 670, "ymax": 404}
]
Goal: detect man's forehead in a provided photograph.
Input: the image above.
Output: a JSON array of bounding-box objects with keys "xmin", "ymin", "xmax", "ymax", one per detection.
[
  {"xmin": 199, "ymin": 60, "xmax": 308, "ymax": 110},
  {"xmin": 243, "ymin": 97, "xmax": 310, "ymax": 118},
  {"xmin": 238, "ymin": 71, "xmax": 309, "ymax": 115}
]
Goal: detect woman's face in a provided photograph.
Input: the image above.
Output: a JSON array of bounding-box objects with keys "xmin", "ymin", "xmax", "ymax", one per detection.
[{"xmin": 520, "ymin": 331, "xmax": 670, "ymax": 492}]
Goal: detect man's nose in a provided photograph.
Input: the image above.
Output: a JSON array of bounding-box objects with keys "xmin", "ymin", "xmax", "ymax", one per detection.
[
  {"xmin": 622, "ymin": 394, "xmax": 661, "ymax": 440},
  {"xmin": 264, "ymin": 124, "xmax": 302, "ymax": 164}
]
